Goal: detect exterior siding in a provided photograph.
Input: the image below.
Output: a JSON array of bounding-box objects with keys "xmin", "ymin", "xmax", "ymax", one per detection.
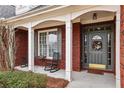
[
  {"xmin": 15, "ymin": 30, "xmax": 28, "ymax": 66},
  {"xmin": 0, "ymin": 5, "xmax": 15, "ymax": 18},
  {"xmin": 120, "ymin": 5, "xmax": 124, "ymax": 88}
]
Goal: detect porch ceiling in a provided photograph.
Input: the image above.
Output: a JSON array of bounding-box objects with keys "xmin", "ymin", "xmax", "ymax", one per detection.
[
  {"xmin": 73, "ymin": 11, "xmax": 115, "ymax": 24},
  {"xmin": 7, "ymin": 5, "xmax": 95, "ymax": 26}
]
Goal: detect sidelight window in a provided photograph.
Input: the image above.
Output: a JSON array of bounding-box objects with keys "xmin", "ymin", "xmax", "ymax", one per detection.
[{"xmin": 107, "ymin": 33, "xmax": 111, "ymax": 65}]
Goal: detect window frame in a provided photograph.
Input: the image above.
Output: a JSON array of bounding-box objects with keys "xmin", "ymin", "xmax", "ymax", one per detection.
[{"xmin": 38, "ymin": 28, "xmax": 58, "ymax": 59}]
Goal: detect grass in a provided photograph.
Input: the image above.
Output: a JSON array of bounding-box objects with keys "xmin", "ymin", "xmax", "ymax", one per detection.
[{"xmin": 0, "ymin": 71, "xmax": 47, "ymax": 88}]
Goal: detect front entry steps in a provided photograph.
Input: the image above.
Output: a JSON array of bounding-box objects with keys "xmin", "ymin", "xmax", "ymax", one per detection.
[{"xmin": 88, "ymin": 69, "xmax": 104, "ymax": 75}]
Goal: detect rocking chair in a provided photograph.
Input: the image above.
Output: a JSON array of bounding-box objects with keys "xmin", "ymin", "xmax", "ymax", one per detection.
[
  {"xmin": 44, "ymin": 52, "xmax": 60, "ymax": 73},
  {"xmin": 20, "ymin": 57, "xmax": 28, "ymax": 68}
]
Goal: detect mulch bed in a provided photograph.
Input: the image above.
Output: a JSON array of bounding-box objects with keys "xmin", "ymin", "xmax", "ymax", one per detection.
[{"xmin": 47, "ymin": 77, "xmax": 69, "ymax": 88}]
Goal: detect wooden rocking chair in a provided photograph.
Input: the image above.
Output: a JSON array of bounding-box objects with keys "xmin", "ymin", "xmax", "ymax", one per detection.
[
  {"xmin": 44, "ymin": 52, "xmax": 60, "ymax": 73},
  {"xmin": 20, "ymin": 57, "xmax": 28, "ymax": 68}
]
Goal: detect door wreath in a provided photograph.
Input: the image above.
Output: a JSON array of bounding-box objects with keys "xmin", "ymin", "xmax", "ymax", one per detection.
[{"xmin": 92, "ymin": 41, "xmax": 102, "ymax": 51}]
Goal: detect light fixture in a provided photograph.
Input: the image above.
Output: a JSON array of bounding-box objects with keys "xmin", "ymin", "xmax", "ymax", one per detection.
[{"xmin": 93, "ymin": 13, "xmax": 97, "ymax": 20}]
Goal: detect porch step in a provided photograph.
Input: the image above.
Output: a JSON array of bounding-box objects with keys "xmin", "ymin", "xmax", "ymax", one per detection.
[{"xmin": 88, "ymin": 69, "xmax": 104, "ymax": 75}]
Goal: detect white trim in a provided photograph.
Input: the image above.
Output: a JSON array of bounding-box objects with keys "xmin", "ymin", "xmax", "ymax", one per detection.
[
  {"xmin": 38, "ymin": 30, "xmax": 40, "ymax": 56},
  {"xmin": 116, "ymin": 8, "xmax": 121, "ymax": 88},
  {"xmin": 46, "ymin": 33, "xmax": 49, "ymax": 58},
  {"xmin": 28, "ymin": 23, "xmax": 34, "ymax": 72},
  {"xmin": 38, "ymin": 28, "xmax": 58, "ymax": 59},
  {"xmin": 6, "ymin": 6, "xmax": 69, "ymax": 23},
  {"xmin": 65, "ymin": 14, "xmax": 72, "ymax": 81},
  {"xmin": 38, "ymin": 28, "xmax": 58, "ymax": 33}
]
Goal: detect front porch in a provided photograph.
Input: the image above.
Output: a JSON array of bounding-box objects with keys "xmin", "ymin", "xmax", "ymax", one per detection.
[
  {"xmin": 13, "ymin": 5, "xmax": 120, "ymax": 87},
  {"xmin": 15, "ymin": 66, "xmax": 115, "ymax": 88}
]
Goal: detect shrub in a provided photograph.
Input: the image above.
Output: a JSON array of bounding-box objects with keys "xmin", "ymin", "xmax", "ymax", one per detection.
[{"xmin": 0, "ymin": 71, "xmax": 47, "ymax": 88}]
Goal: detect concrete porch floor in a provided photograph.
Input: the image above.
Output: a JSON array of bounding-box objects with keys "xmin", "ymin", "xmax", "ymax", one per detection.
[
  {"xmin": 15, "ymin": 66, "xmax": 116, "ymax": 88},
  {"xmin": 15, "ymin": 66, "xmax": 65, "ymax": 79},
  {"xmin": 67, "ymin": 71, "xmax": 116, "ymax": 88}
]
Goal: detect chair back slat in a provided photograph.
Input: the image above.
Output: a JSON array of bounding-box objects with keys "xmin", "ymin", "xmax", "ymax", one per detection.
[{"xmin": 53, "ymin": 52, "xmax": 59, "ymax": 61}]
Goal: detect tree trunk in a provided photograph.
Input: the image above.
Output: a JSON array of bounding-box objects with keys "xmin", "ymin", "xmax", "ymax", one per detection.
[{"xmin": 0, "ymin": 21, "xmax": 16, "ymax": 71}]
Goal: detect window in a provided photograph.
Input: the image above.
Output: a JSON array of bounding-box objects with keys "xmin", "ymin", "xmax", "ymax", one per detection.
[
  {"xmin": 38, "ymin": 28, "xmax": 61, "ymax": 59},
  {"xmin": 107, "ymin": 33, "xmax": 111, "ymax": 65},
  {"xmin": 92, "ymin": 35, "xmax": 102, "ymax": 51},
  {"xmin": 92, "ymin": 35, "xmax": 102, "ymax": 40},
  {"xmin": 39, "ymin": 32, "xmax": 47, "ymax": 56}
]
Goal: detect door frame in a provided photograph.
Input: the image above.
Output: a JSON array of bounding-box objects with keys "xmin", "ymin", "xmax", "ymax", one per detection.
[{"xmin": 81, "ymin": 20, "xmax": 116, "ymax": 73}]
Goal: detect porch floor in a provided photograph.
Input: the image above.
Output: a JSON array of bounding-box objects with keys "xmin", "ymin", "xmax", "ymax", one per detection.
[
  {"xmin": 15, "ymin": 66, "xmax": 65, "ymax": 79},
  {"xmin": 67, "ymin": 71, "xmax": 116, "ymax": 88},
  {"xmin": 15, "ymin": 66, "xmax": 116, "ymax": 88}
]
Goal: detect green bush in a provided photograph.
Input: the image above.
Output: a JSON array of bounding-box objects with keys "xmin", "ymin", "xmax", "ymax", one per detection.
[{"xmin": 0, "ymin": 71, "xmax": 47, "ymax": 88}]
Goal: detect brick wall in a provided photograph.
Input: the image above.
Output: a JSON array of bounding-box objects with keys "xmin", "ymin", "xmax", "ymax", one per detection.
[
  {"xmin": 60, "ymin": 25, "xmax": 66, "ymax": 69},
  {"xmin": 15, "ymin": 30, "xmax": 28, "ymax": 66},
  {"xmin": 15, "ymin": 23, "xmax": 81, "ymax": 71},
  {"xmin": 120, "ymin": 5, "xmax": 124, "ymax": 88},
  {"xmin": 34, "ymin": 23, "xmax": 81, "ymax": 71},
  {"xmin": 72, "ymin": 23, "xmax": 81, "ymax": 71}
]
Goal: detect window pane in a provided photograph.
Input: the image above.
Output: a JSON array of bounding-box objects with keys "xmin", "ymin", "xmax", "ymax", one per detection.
[
  {"xmin": 92, "ymin": 35, "xmax": 102, "ymax": 40},
  {"xmin": 107, "ymin": 33, "xmax": 111, "ymax": 65},
  {"xmin": 39, "ymin": 32, "xmax": 47, "ymax": 57},
  {"xmin": 48, "ymin": 31, "xmax": 58, "ymax": 57},
  {"xmin": 57, "ymin": 30, "xmax": 61, "ymax": 59}
]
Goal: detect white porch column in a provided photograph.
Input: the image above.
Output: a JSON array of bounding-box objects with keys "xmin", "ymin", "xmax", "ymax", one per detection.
[
  {"xmin": 28, "ymin": 23, "xmax": 34, "ymax": 72},
  {"xmin": 65, "ymin": 14, "xmax": 72, "ymax": 81},
  {"xmin": 116, "ymin": 9, "xmax": 121, "ymax": 88}
]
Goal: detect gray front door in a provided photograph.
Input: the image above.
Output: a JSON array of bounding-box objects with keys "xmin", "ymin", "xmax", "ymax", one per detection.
[
  {"xmin": 82, "ymin": 24, "xmax": 114, "ymax": 71},
  {"xmin": 87, "ymin": 31, "xmax": 107, "ymax": 65}
]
